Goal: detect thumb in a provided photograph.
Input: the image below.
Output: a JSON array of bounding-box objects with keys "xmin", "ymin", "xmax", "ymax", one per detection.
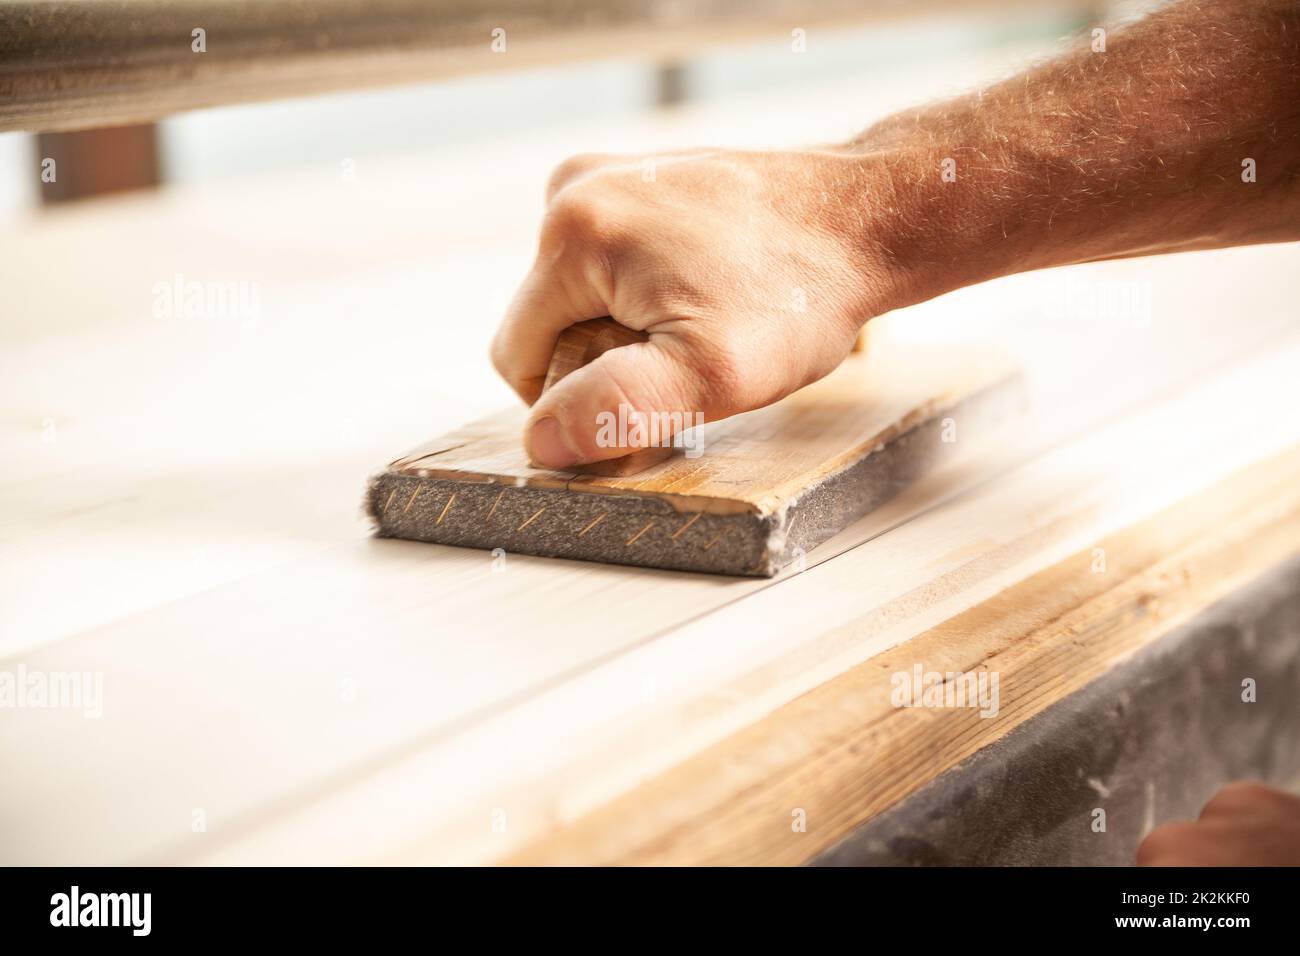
[{"xmin": 525, "ymin": 338, "xmax": 729, "ymax": 470}]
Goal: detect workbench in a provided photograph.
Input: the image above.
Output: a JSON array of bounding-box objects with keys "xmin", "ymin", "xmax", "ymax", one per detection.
[{"xmin": 3, "ymin": 57, "xmax": 1298, "ymax": 866}]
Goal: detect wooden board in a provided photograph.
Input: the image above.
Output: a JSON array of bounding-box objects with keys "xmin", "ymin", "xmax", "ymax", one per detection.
[
  {"xmin": 502, "ymin": 442, "xmax": 1300, "ymax": 864},
  {"xmin": 369, "ymin": 344, "xmax": 1024, "ymax": 575},
  {"xmin": 1, "ymin": 56, "xmax": 1298, "ymax": 866},
  {"xmin": 146, "ymin": 333, "xmax": 1300, "ymax": 866}
]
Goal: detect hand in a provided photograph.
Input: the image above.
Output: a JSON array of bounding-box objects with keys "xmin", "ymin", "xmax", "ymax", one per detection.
[
  {"xmin": 1137, "ymin": 781, "xmax": 1300, "ymax": 866},
  {"xmin": 489, "ymin": 148, "xmax": 907, "ymax": 469}
]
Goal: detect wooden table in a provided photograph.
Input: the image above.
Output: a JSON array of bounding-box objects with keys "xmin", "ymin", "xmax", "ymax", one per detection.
[{"xmin": 3, "ymin": 55, "xmax": 1299, "ymax": 866}]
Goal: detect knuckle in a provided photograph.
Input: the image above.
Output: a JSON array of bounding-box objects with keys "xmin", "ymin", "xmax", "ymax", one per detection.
[
  {"xmin": 546, "ymin": 153, "xmax": 607, "ymax": 200},
  {"xmin": 541, "ymin": 191, "xmax": 605, "ymax": 250},
  {"xmin": 488, "ymin": 333, "xmax": 511, "ymax": 379}
]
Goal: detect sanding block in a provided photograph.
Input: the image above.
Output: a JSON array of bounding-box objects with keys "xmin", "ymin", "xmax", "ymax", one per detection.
[{"xmin": 366, "ymin": 319, "xmax": 1024, "ymax": 576}]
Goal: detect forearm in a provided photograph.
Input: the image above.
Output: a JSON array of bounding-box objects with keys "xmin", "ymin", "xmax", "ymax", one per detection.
[
  {"xmin": 494, "ymin": 0, "xmax": 1300, "ymax": 465},
  {"xmin": 844, "ymin": 0, "xmax": 1300, "ymax": 308}
]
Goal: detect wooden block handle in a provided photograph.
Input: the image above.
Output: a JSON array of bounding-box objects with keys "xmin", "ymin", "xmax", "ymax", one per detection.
[
  {"xmin": 543, "ymin": 317, "xmax": 648, "ymax": 391},
  {"xmin": 539, "ymin": 317, "xmax": 675, "ymax": 477}
]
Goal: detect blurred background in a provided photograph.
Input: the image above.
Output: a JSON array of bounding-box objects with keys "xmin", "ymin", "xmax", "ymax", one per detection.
[{"xmin": 0, "ymin": 0, "xmax": 1155, "ymax": 220}]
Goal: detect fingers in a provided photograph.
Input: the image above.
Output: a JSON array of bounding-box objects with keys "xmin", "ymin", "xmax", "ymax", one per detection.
[
  {"xmin": 490, "ymin": 198, "xmax": 615, "ymax": 405},
  {"xmin": 493, "ymin": 148, "xmax": 729, "ymax": 406},
  {"xmin": 490, "ymin": 270, "xmax": 595, "ymax": 405},
  {"xmin": 1136, "ymin": 782, "xmax": 1300, "ymax": 866},
  {"xmin": 494, "ymin": 146, "xmax": 857, "ymax": 460},
  {"xmin": 1198, "ymin": 780, "xmax": 1285, "ymax": 818},
  {"xmin": 1136, "ymin": 822, "xmax": 1203, "ymax": 867},
  {"xmin": 524, "ymin": 337, "xmax": 741, "ymax": 470}
]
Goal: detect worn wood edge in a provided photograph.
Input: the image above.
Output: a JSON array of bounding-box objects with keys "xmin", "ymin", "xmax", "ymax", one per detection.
[
  {"xmin": 498, "ymin": 442, "xmax": 1300, "ymax": 865},
  {"xmin": 380, "ymin": 355, "xmax": 1022, "ymax": 519},
  {"xmin": 739, "ymin": 367, "xmax": 1009, "ymax": 517},
  {"xmin": 812, "ymin": 552, "xmax": 1300, "ymax": 865}
]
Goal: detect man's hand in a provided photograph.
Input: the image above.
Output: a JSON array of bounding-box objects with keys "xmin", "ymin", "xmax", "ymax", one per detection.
[
  {"xmin": 491, "ymin": 0, "xmax": 1300, "ymax": 469},
  {"xmin": 490, "ymin": 148, "xmax": 904, "ymax": 470},
  {"xmin": 1138, "ymin": 782, "xmax": 1300, "ymax": 867}
]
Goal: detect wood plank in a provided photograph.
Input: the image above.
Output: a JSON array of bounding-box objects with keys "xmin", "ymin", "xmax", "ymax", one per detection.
[
  {"xmin": 502, "ymin": 442, "xmax": 1300, "ymax": 864},
  {"xmin": 166, "ymin": 333, "xmax": 1300, "ymax": 865},
  {"xmin": 813, "ymin": 554, "xmax": 1300, "ymax": 865},
  {"xmin": 1, "ymin": 253, "xmax": 1295, "ymax": 864},
  {"xmin": 384, "ymin": 346, "xmax": 1016, "ymax": 514}
]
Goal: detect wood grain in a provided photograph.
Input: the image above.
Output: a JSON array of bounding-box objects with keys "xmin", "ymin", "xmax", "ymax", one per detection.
[
  {"xmin": 169, "ymin": 333, "xmax": 1300, "ymax": 865},
  {"xmin": 501, "ymin": 443, "xmax": 1300, "ymax": 864},
  {"xmin": 388, "ymin": 343, "xmax": 1020, "ymax": 516}
]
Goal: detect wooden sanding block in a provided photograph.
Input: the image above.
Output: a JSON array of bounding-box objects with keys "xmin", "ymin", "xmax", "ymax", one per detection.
[
  {"xmin": 533, "ymin": 318, "xmax": 675, "ymax": 477},
  {"xmin": 366, "ymin": 319, "xmax": 1025, "ymax": 576}
]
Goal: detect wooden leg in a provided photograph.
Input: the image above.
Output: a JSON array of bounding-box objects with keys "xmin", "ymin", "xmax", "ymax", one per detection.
[{"xmin": 36, "ymin": 123, "xmax": 160, "ymax": 204}]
